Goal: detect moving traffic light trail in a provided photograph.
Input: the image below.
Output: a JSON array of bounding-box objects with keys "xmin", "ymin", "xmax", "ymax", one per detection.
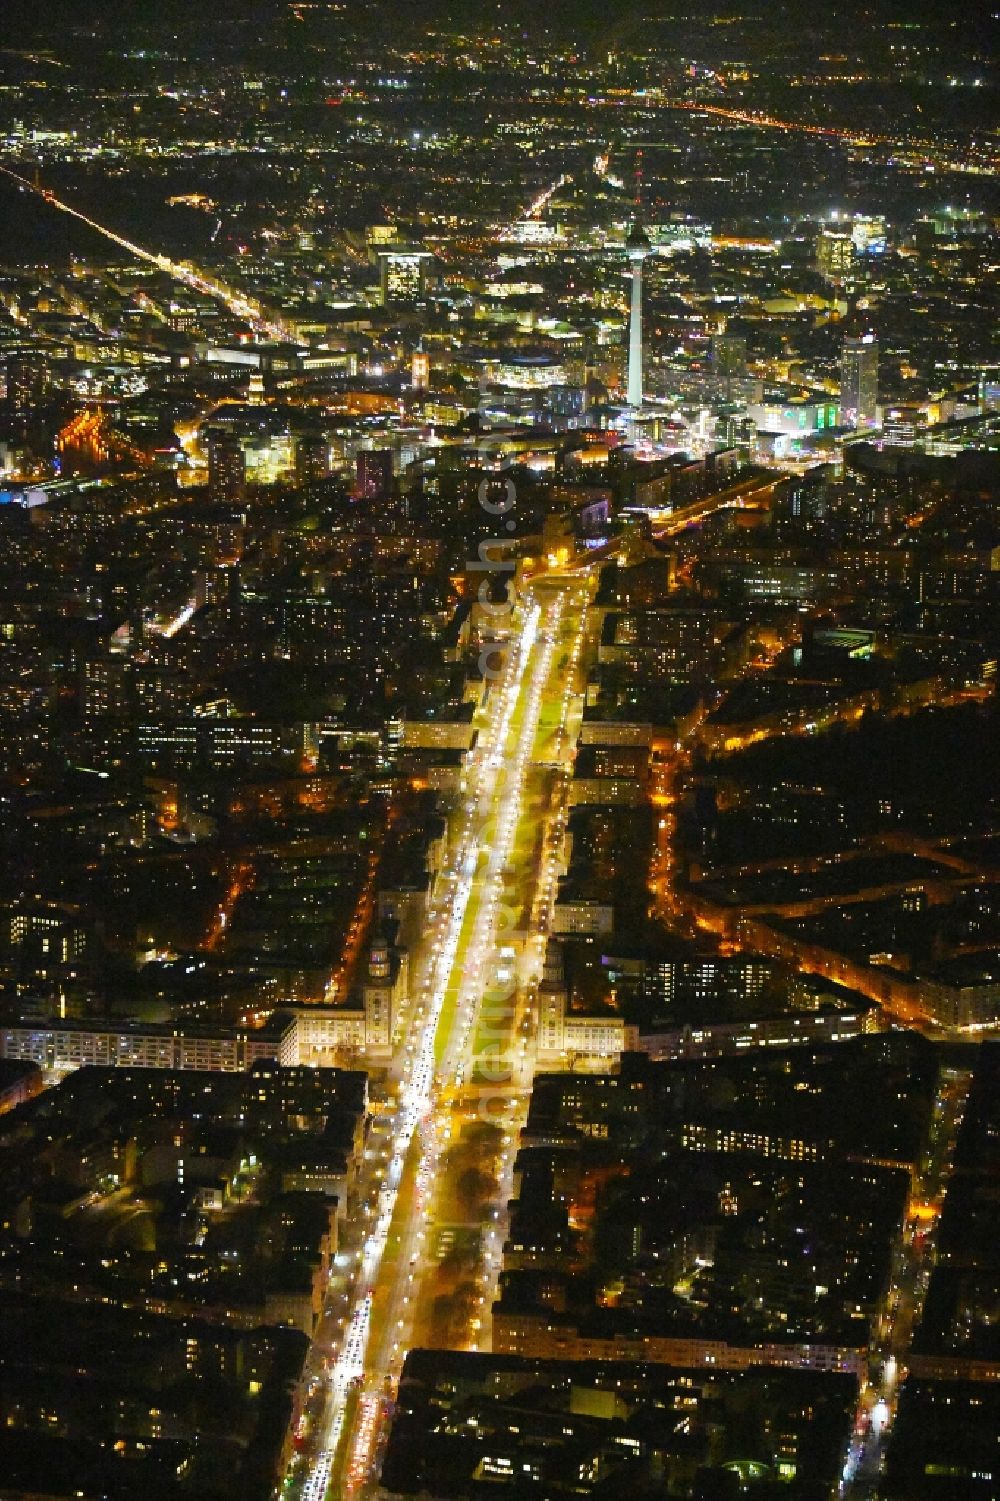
[
  {"xmin": 295, "ymin": 583, "xmax": 587, "ymax": 1500},
  {"xmin": 0, "ymin": 164, "xmax": 297, "ymax": 343},
  {"xmin": 290, "ymin": 482, "xmax": 746, "ymax": 1501}
]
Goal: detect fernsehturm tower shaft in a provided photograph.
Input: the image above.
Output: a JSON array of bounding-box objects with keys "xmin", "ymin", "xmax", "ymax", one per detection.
[{"xmin": 626, "ymin": 219, "xmax": 651, "ymax": 408}]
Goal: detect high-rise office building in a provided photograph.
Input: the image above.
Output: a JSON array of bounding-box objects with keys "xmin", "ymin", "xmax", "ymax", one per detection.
[
  {"xmin": 377, "ymin": 246, "xmax": 432, "ymax": 305},
  {"xmin": 712, "ymin": 333, "xmax": 747, "ymax": 380},
  {"xmin": 207, "ymin": 433, "xmax": 247, "ymax": 501},
  {"xmin": 625, "ymin": 219, "xmax": 651, "ymax": 408},
  {"xmin": 3, "ymin": 350, "xmax": 49, "ymax": 420},
  {"xmin": 295, "ymin": 433, "xmax": 331, "ymax": 485},
  {"xmin": 355, "ymin": 449, "xmax": 394, "ymax": 502},
  {"xmin": 839, "ymin": 333, "xmax": 879, "ymax": 429},
  {"xmin": 711, "ymin": 332, "xmax": 748, "ymax": 400},
  {"xmin": 816, "ymin": 230, "xmax": 855, "ymax": 284}
]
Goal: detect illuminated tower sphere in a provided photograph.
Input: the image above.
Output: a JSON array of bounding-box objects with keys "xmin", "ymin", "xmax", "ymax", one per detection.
[{"xmin": 625, "ymin": 219, "xmax": 651, "ymax": 408}]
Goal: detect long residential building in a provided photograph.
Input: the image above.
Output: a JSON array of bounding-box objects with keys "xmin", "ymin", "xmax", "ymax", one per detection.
[
  {"xmin": 0, "ymin": 1019, "xmax": 289, "ymax": 1073},
  {"xmin": 491, "ymin": 1310, "xmax": 866, "ymax": 1377}
]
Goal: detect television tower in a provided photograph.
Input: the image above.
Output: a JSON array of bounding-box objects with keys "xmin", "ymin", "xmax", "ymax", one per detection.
[{"xmin": 625, "ymin": 218, "xmax": 651, "ymax": 408}]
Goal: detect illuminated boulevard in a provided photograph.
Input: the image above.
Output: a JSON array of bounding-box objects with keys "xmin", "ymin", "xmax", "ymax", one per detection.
[
  {"xmin": 288, "ymin": 574, "xmax": 593, "ymax": 1501},
  {"xmin": 282, "ymin": 474, "xmax": 774, "ymax": 1501}
]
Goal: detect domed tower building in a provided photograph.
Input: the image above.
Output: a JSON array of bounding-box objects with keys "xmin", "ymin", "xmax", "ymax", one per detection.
[{"xmin": 362, "ymin": 926, "xmax": 408, "ymax": 1058}]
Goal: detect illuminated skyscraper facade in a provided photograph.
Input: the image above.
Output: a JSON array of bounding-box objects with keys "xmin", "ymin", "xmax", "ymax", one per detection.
[
  {"xmin": 378, "ymin": 247, "xmax": 432, "ymax": 305},
  {"xmin": 355, "ymin": 448, "xmax": 394, "ymax": 502},
  {"xmin": 839, "ymin": 333, "xmax": 879, "ymax": 429},
  {"xmin": 207, "ymin": 432, "xmax": 246, "ymax": 501},
  {"xmin": 816, "ymin": 230, "xmax": 854, "ymax": 284}
]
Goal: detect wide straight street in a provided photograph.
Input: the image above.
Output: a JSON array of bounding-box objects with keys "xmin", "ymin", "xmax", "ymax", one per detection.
[{"xmin": 287, "ymin": 577, "xmax": 593, "ymax": 1500}]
